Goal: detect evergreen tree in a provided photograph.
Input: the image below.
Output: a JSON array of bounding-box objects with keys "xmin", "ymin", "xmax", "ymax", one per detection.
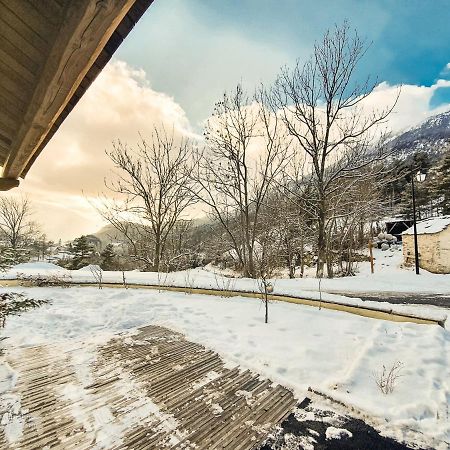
[
  {"xmin": 68, "ymin": 236, "xmax": 96, "ymax": 269},
  {"xmin": 431, "ymin": 149, "xmax": 450, "ymax": 214},
  {"xmin": 0, "ymin": 247, "xmax": 29, "ymax": 271},
  {"xmin": 396, "ymin": 151, "xmax": 433, "ymax": 219},
  {"xmin": 100, "ymin": 244, "xmax": 116, "ymax": 271}
]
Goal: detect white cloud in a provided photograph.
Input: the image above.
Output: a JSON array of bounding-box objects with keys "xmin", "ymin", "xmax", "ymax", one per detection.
[
  {"xmin": 19, "ymin": 60, "xmax": 197, "ymax": 240},
  {"xmin": 363, "ymin": 79, "xmax": 450, "ymax": 133}
]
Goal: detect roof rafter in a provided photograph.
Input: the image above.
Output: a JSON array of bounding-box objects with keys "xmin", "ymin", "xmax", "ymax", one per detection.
[{"xmin": 0, "ymin": 0, "xmax": 153, "ymax": 190}]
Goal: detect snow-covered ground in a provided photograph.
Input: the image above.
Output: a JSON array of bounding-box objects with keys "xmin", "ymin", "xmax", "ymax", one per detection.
[
  {"xmin": 1, "ymin": 248, "xmax": 449, "ymax": 325},
  {"xmin": 5, "ymin": 247, "xmax": 450, "ymax": 298},
  {"xmin": 0, "ymin": 286, "xmax": 449, "ymax": 449},
  {"xmin": 294, "ymin": 246, "xmax": 450, "ymax": 295}
]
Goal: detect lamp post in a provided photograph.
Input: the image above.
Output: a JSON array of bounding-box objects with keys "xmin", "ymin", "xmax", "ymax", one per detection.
[{"xmin": 411, "ymin": 170, "xmax": 426, "ymax": 275}]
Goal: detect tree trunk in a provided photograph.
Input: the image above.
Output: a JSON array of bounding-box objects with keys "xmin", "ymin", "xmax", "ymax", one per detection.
[
  {"xmin": 316, "ymin": 212, "xmax": 326, "ymax": 278},
  {"xmin": 288, "ymin": 257, "xmax": 295, "ymax": 279},
  {"xmin": 247, "ymin": 245, "xmax": 255, "ymax": 278},
  {"xmin": 154, "ymin": 234, "xmax": 161, "ymax": 272},
  {"xmin": 300, "ymin": 236, "xmax": 305, "ymax": 278},
  {"xmin": 264, "ymin": 286, "xmax": 268, "ymax": 324}
]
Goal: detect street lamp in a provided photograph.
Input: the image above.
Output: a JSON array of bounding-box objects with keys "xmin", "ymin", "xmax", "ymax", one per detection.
[{"xmin": 411, "ymin": 170, "xmax": 426, "ymax": 274}]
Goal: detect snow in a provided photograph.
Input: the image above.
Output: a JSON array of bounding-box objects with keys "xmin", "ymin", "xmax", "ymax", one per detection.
[
  {"xmin": 78, "ymin": 264, "xmax": 102, "ymax": 272},
  {"xmin": 0, "ymin": 394, "xmax": 23, "ymax": 444},
  {"xmin": 325, "ymin": 426, "xmax": 353, "ymax": 440},
  {"xmin": 1, "ymin": 248, "xmax": 448, "ymax": 324},
  {"xmin": 191, "ymin": 370, "xmax": 221, "ymax": 390},
  {"xmin": 0, "ymin": 363, "xmax": 16, "ymax": 394},
  {"xmin": 403, "ymin": 215, "xmax": 450, "ymax": 235},
  {"xmin": 12, "ymin": 262, "xmax": 66, "ymax": 272},
  {"xmin": 0, "ymin": 285, "xmax": 449, "ymax": 448},
  {"xmin": 276, "ymin": 247, "xmax": 450, "ymax": 299}
]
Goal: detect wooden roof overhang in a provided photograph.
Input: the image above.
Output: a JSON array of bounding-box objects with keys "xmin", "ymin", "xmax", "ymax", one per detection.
[{"xmin": 0, "ymin": 0, "xmax": 154, "ymax": 191}]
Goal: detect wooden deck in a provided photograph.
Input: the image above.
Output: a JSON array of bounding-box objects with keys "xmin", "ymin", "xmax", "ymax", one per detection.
[{"xmin": 0, "ymin": 325, "xmax": 297, "ymax": 449}]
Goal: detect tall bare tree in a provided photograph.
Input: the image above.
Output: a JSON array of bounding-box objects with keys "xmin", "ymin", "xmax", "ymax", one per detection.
[
  {"xmin": 192, "ymin": 85, "xmax": 289, "ymax": 277},
  {"xmin": 99, "ymin": 127, "xmax": 197, "ymax": 272},
  {"xmin": 0, "ymin": 196, "xmax": 34, "ymax": 249},
  {"xmin": 272, "ymin": 22, "xmax": 397, "ymax": 276}
]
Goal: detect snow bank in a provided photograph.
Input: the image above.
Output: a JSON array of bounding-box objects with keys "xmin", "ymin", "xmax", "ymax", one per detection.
[
  {"xmin": 12, "ymin": 262, "xmax": 64, "ymax": 271},
  {"xmin": 0, "ymin": 286, "xmax": 448, "ymax": 448},
  {"xmin": 0, "ymin": 251, "xmax": 447, "ymax": 324},
  {"xmin": 326, "ymin": 426, "xmax": 352, "ymax": 440},
  {"xmin": 77, "ymin": 265, "xmax": 102, "ymax": 272}
]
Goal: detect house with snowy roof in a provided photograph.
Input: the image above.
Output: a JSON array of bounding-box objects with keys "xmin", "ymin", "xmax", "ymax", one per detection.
[{"xmin": 402, "ymin": 216, "xmax": 450, "ymax": 274}]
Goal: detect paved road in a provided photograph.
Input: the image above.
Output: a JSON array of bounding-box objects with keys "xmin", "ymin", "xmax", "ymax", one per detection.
[{"xmin": 326, "ymin": 291, "xmax": 450, "ymax": 309}]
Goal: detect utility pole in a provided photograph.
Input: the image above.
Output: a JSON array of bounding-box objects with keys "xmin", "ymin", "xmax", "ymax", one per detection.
[{"xmin": 411, "ymin": 175, "xmax": 420, "ymax": 275}]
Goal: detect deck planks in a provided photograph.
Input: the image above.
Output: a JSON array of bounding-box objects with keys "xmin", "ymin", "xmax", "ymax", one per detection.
[{"xmin": 0, "ymin": 325, "xmax": 296, "ymax": 449}]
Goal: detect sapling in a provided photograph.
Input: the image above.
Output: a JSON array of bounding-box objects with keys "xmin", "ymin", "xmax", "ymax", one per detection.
[
  {"xmin": 89, "ymin": 265, "xmax": 103, "ymax": 289},
  {"xmin": 214, "ymin": 272, "xmax": 236, "ymax": 297},
  {"xmin": 258, "ymin": 271, "xmax": 274, "ymax": 324},
  {"xmin": 184, "ymin": 270, "xmax": 195, "ymax": 294}
]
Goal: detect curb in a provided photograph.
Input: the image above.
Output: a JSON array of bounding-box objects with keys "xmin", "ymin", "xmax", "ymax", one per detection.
[{"xmin": 1, "ymin": 279, "xmax": 445, "ymax": 327}]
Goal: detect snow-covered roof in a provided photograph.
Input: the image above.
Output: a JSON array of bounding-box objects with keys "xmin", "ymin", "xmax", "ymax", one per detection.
[{"xmin": 403, "ymin": 216, "xmax": 450, "ymax": 235}]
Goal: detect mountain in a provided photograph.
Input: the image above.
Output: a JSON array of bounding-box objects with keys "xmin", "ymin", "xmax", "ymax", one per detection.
[
  {"xmin": 389, "ymin": 110, "xmax": 450, "ymax": 160},
  {"xmin": 93, "ymin": 217, "xmax": 212, "ymax": 245},
  {"xmin": 93, "ymin": 224, "xmax": 126, "ymax": 244}
]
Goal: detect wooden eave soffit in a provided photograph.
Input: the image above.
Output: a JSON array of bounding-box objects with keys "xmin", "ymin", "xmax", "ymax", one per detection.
[{"xmin": 0, "ymin": 0, "xmax": 136, "ymax": 190}]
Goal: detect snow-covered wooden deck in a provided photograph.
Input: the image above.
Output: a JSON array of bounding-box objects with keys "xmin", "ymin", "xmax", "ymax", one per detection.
[{"xmin": 0, "ymin": 325, "xmax": 296, "ymax": 449}]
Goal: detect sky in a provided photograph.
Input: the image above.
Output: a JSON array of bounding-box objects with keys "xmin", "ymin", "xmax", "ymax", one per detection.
[{"xmin": 14, "ymin": 0, "xmax": 450, "ymax": 241}]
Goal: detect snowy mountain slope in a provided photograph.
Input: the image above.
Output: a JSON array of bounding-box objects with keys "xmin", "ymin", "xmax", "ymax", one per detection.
[{"xmin": 389, "ymin": 110, "xmax": 450, "ymax": 159}]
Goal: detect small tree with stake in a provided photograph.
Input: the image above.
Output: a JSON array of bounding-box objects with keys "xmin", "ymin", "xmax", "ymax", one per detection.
[
  {"xmin": 89, "ymin": 265, "xmax": 103, "ymax": 290},
  {"xmin": 259, "ymin": 269, "xmax": 273, "ymax": 324},
  {"xmin": 255, "ymin": 233, "xmax": 277, "ymax": 324}
]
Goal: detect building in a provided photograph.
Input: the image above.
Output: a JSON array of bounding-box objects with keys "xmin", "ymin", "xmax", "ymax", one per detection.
[
  {"xmin": 402, "ymin": 216, "xmax": 450, "ymax": 274},
  {"xmin": 385, "ymin": 218, "xmax": 414, "ymax": 243}
]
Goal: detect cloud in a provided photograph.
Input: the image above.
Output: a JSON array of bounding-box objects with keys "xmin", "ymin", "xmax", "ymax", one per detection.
[
  {"xmin": 362, "ymin": 79, "xmax": 450, "ymax": 133},
  {"xmin": 19, "ymin": 60, "xmax": 197, "ymax": 240},
  {"xmin": 440, "ymin": 62, "xmax": 450, "ymax": 77},
  {"xmin": 117, "ymin": 0, "xmax": 297, "ymax": 128},
  {"xmin": 15, "ymin": 60, "xmax": 450, "ymax": 241}
]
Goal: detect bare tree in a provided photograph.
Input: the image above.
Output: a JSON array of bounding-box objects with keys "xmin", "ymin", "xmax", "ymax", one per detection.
[
  {"xmin": 98, "ymin": 127, "xmax": 197, "ymax": 272},
  {"xmin": 192, "ymin": 85, "xmax": 289, "ymax": 277},
  {"xmin": 264, "ymin": 189, "xmax": 315, "ymax": 278},
  {"xmin": 0, "ymin": 196, "xmax": 34, "ymax": 249},
  {"xmin": 325, "ymin": 167, "xmax": 389, "ymax": 276},
  {"xmin": 272, "ymin": 22, "xmax": 398, "ymax": 277}
]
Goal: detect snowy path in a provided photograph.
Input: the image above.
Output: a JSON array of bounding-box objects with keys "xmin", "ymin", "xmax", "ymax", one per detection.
[
  {"xmin": 0, "ymin": 324, "xmax": 296, "ymax": 449},
  {"xmin": 326, "ymin": 291, "xmax": 450, "ymax": 309}
]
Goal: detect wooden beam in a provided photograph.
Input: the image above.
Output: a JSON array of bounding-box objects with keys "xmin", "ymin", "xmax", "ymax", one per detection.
[
  {"xmin": 2, "ymin": 0, "xmax": 137, "ymax": 179},
  {"xmin": 0, "ymin": 178, "xmax": 20, "ymax": 191}
]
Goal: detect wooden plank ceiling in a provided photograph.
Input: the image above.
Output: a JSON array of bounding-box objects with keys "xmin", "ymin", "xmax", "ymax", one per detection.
[{"xmin": 0, "ymin": 0, "xmax": 153, "ymax": 191}]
